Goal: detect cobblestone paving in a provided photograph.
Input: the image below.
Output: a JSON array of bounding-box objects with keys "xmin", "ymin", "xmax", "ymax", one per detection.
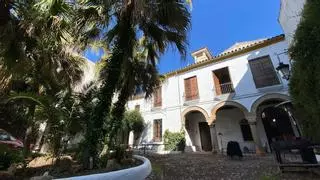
[{"xmin": 145, "ymin": 153, "xmax": 319, "ymax": 180}]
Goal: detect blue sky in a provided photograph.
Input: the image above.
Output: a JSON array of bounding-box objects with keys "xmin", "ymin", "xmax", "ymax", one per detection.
[{"xmin": 86, "ymin": 0, "xmax": 283, "ymax": 74}]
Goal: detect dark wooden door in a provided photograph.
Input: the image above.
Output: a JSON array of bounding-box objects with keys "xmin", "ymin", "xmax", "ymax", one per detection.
[{"xmin": 199, "ymin": 122, "xmax": 212, "ymax": 151}]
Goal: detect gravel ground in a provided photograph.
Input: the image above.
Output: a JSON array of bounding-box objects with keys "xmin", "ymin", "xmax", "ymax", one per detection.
[{"xmin": 145, "ymin": 153, "xmax": 319, "ymax": 180}]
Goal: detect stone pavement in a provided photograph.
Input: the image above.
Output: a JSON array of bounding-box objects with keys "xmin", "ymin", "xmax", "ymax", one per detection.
[{"xmin": 145, "ymin": 153, "xmax": 319, "ymax": 180}]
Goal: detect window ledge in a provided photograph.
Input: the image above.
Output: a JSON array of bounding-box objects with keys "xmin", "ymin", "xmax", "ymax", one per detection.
[
  {"xmin": 214, "ymin": 92, "xmax": 235, "ymax": 101},
  {"xmin": 257, "ymin": 84, "xmax": 283, "ymax": 92},
  {"xmin": 151, "ymin": 106, "xmax": 162, "ymax": 111},
  {"xmin": 183, "ymin": 98, "xmax": 200, "ymax": 105}
]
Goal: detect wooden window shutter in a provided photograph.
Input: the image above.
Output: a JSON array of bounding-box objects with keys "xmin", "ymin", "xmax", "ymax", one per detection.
[
  {"xmin": 249, "ymin": 56, "xmax": 280, "ymax": 88},
  {"xmin": 191, "ymin": 76, "xmax": 199, "ymax": 99},
  {"xmin": 153, "ymin": 87, "xmax": 162, "ymax": 107},
  {"xmin": 184, "ymin": 76, "xmax": 198, "ymax": 100},
  {"xmin": 157, "ymin": 122, "xmax": 161, "ymax": 139},
  {"xmin": 213, "ymin": 72, "xmax": 222, "ymax": 95},
  {"xmin": 153, "ymin": 119, "xmax": 162, "ymax": 142},
  {"xmin": 158, "ymin": 87, "xmax": 162, "ymax": 106},
  {"xmin": 153, "ymin": 121, "xmax": 157, "ymax": 140},
  {"xmin": 184, "ymin": 78, "xmax": 192, "ymax": 100}
]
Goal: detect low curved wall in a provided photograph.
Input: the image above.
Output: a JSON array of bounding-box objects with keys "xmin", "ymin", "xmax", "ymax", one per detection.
[{"xmin": 55, "ymin": 155, "xmax": 152, "ymax": 180}]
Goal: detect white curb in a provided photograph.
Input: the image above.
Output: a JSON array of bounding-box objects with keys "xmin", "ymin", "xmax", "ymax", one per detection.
[{"xmin": 55, "ymin": 155, "xmax": 152, "ymax": 180}]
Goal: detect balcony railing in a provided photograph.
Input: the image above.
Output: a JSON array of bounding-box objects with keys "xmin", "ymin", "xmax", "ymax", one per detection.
[{"xmin": 218, "ymin": 82, "xmax": 235, "ymax": 95}]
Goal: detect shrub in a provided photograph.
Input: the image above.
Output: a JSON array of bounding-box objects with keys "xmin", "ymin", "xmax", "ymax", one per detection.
[
  {"xmin": 123, "ymin": 110, "xmax": 145, "ymax": 133},
  {"xmin": 0, "ymin": 144, "xmax": 24, "ymax": 170},
  {"xmin": 289, "ymin": 0, "xmax": 320, "ymax": 141},
  {"xmin": 163, "ymin": 130, "xmax": 185, "ymax": 151}
]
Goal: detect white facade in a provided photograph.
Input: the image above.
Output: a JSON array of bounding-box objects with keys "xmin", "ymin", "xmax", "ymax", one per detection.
[
  {"xmin": 279, "ymin": 0, "xmax": 306, "ymax": 44},
  {"xmin": 127, "ymin": 35, "xmax": 299, "ymax": 153}
]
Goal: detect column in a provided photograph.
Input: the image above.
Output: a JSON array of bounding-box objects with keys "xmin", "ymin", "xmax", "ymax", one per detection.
[
  {"xmin": 209, "ymin": 123, "xmax": 219, "ymax": 153},
  {"xmin": 246, "ymin": 113, "xmax": 265, "ymax": 155}
]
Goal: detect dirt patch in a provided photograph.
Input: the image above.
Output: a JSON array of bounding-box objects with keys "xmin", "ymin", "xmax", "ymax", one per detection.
[{"xmin": 145, "ymin": 153, "xmax": 320, "ymax": 180}]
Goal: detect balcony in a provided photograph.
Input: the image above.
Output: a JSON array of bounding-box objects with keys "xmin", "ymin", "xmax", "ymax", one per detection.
[
  {"xmin": 219, "ymin": 82, "xmax": 235, "ymax": 95},
  {"xmin": 213, "ymin": 67, "xmax": 234, "ymax": 96}
]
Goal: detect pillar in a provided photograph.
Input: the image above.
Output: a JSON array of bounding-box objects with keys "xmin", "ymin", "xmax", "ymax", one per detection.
[
  {"xmin": 209, "ymin": 123, "xmax": 219, "ymax": 153},
  {"xmin": 246, "ymin": 113, "xmax": 265, "ymax": 155}
]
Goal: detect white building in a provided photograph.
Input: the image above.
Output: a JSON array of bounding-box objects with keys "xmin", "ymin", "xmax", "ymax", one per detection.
[
  {"xmin": 127, "ymin": 34, "xmax": 301, "ymax": 153},
  {"xmin": 279, "ymin": 0, "xmax": 306, "ymax": 45}
]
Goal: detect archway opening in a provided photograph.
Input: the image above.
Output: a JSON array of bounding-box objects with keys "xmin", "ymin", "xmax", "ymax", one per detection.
[
  {"xmin": 185, "ymin": 111, "xmax": 212, "ymax": 152},
  {"xmin": 256, "ymin": 99, "xmax": 301, "ymax": 151},
  {"xmin": 215, "ymin": 105, "xmax": 255, "ymax": 153}
]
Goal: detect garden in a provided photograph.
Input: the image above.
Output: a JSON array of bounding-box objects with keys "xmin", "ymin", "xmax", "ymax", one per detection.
[{"xmin": 0, "ymin": 0, "xmax": 191, "ymax": 179}]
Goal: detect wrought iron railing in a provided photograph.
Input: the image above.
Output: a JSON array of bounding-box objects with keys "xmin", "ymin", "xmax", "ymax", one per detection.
[{"xmin": 219, "ymin": 82, "xmax": 235, "ymax": 95}]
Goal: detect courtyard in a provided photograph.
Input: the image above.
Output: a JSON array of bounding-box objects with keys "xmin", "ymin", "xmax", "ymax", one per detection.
[{"xmin": 145, "ymin": 153, "xmax": 318, "ymax": 180}]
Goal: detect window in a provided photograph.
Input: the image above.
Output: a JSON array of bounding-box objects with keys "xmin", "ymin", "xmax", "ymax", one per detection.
[
  {"xmin": 249, "ymin": 56, "xmax": 280, "ymax": 88},
  {"xmin": 184, "ymin": 76, "xmax": 199, "ymax": 101},
  {"xmin": 153, "ymin": 86, "xmax": 162, "ymax": 107},
  {"xmin": 131, "ymin": 86, "xmax": 145, "ymax": 100},
  {"xmin": 153, "ymin": 119, "xmax": 162, "ymax": 142},
  {"xmin": 135, "ymin": 105, "xmax": 140, "ymax": 111},
  {"xmin": 212, "ymin": 67, "xmax": 234, "ymax": 95},
  {"xmin": 239, "ymin": 119, "xmax": 253, "ymax": 141}
]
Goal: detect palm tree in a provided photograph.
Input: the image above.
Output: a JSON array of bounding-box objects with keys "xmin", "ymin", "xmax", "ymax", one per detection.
[
  {"xmin": 0, "ymin": 0, "xmax": 94, "ymax": 156},
  {"xmin": 107, "ymin": 38, "xmax": 162, "ymax": 147},
  {"xmin": 84, "ymin": 0, "xmax": 191, "ymax": 165}
]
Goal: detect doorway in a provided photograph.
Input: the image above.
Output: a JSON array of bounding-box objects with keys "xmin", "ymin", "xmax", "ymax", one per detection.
[
  {"xmin": 199, "ymin": 122, "xmax": 212, "ymax": 151},
  {"xmin": 261, "ymin": 107, "xmax": 296, "ymax": 147}
]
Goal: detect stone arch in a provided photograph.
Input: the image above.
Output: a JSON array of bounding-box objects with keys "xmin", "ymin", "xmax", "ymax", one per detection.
[
  {"xmin": 209, "ymin": 101, "xmax": 249, "ymax": 125},
  {"xmin": 250, "ymin": 93, "xmax": 290, "ymax": 113},
  {"xmin": 181, "ymin": 106, "xmax": 210, "ymax": 124}
]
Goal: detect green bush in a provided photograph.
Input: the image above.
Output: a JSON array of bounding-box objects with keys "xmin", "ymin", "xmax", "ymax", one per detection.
[
  {"xmin": 163, "ymin": 130, "xmax": 185, "ymax": 151},
  {"xmin": 0, "ymin": 144, "xmax": 24, "ymax": 170},
  {"xmin": 289, "ymin": 0, "xmax": 320, "ymax": 141},
  {"xmin": 123, "ymin": 110, "xmax": 145, "ymax": 133}
]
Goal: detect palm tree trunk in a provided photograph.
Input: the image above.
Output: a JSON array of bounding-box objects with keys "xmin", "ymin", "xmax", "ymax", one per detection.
[
  {"xmin": 84, "ymin": 5, "xmax": 135, "ymax": 168},
  {"xmin": 23, "ymin": 104, "xmax": 35, "ymax": 157},
  {"xmin": 108, "ymin": 76, "xmax": 134, "ymax": 149}
]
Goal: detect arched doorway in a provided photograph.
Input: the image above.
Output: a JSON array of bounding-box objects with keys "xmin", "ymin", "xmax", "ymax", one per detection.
[
  {"xmin": 251, "ymin": 94, "xmax": 301, "ymax": 151},
  {"xmin": 212, "ymin": 102, "xmax": 255, "ymax": 153},
  {"xmin": 183, "ymin": 108, "xmax": 212, "ymax": 152},
  {"xmin": 261, "ymin": 106, "xmax": 295, "ymax": 145}
]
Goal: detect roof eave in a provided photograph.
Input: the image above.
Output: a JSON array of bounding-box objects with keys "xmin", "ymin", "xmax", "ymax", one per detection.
[{"xmin": 165, "ymin": 34, "xmax": 285, "ymax": 77}]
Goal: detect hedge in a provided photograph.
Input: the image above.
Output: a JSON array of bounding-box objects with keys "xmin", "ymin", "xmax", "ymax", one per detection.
[
  {"xmin": 289, "ymin": 0, "xmax": 320, "ymax": 142},
  {"xmin": 163, "ymin": 130, "xmax": 185, "ymax": 151}
]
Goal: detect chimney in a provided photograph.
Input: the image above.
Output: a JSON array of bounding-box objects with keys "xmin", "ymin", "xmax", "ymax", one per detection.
[{"xmin": 191, "ymin": 47, "xmax": 212, "ymax": 63}]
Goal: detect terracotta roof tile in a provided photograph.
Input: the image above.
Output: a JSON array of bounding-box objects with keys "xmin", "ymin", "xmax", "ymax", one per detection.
[{"xmin": 164, "ymin": 34, "xmax": 285, "ymax": 77}]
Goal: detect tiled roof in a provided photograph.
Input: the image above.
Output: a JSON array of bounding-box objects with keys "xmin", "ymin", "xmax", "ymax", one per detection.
[
  {"xmin": 219, "ymin": 38, "xmax": 267, "ymax": 55},
  {"xmin": 165, "ymin": 34, "xmax": 285, "ymax": 77}
]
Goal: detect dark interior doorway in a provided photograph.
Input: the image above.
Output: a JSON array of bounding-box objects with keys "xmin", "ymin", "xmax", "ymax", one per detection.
[
  {"xmin": 199, "ymin": 122, "xmax": 212, "ymax": 151},
  {"xmin": 261, "ymin": 107, "xmax": 295, "ymax": 147}
]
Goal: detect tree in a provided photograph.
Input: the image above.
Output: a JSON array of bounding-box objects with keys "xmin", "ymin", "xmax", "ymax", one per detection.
[
  {"xmin": 0, "ymin": 0, "xmax": 93, "ymax": 156},
  {"xmin": 109, "ymin": 110, "xmax": 145, "ymax": 146},
  {"xmin": 289, "ymin": 0, "xmax": 320, "ymax": 142},
  {"xmin": 124, "ymin": 110, "xmax": 144, "ymax": 133},
  {"xmin": 107, "ymin": 40, "xmax": 162, "ymax": 147},
  {"xmin": 85, "ymin": 0, "xmax": 191, "ymax": 165}
]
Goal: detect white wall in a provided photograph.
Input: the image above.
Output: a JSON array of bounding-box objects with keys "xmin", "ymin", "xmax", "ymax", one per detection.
[
  {"xmin": 127, "ymin": 40, "xmax": 291, "ymax": 146},
  {"xmin": 279, "ymin": 0, "xmax": 306, "ymax": 44},
  {"xmin": 215, "ymin": 108, "xmax": 255, "ymax": 152}
]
